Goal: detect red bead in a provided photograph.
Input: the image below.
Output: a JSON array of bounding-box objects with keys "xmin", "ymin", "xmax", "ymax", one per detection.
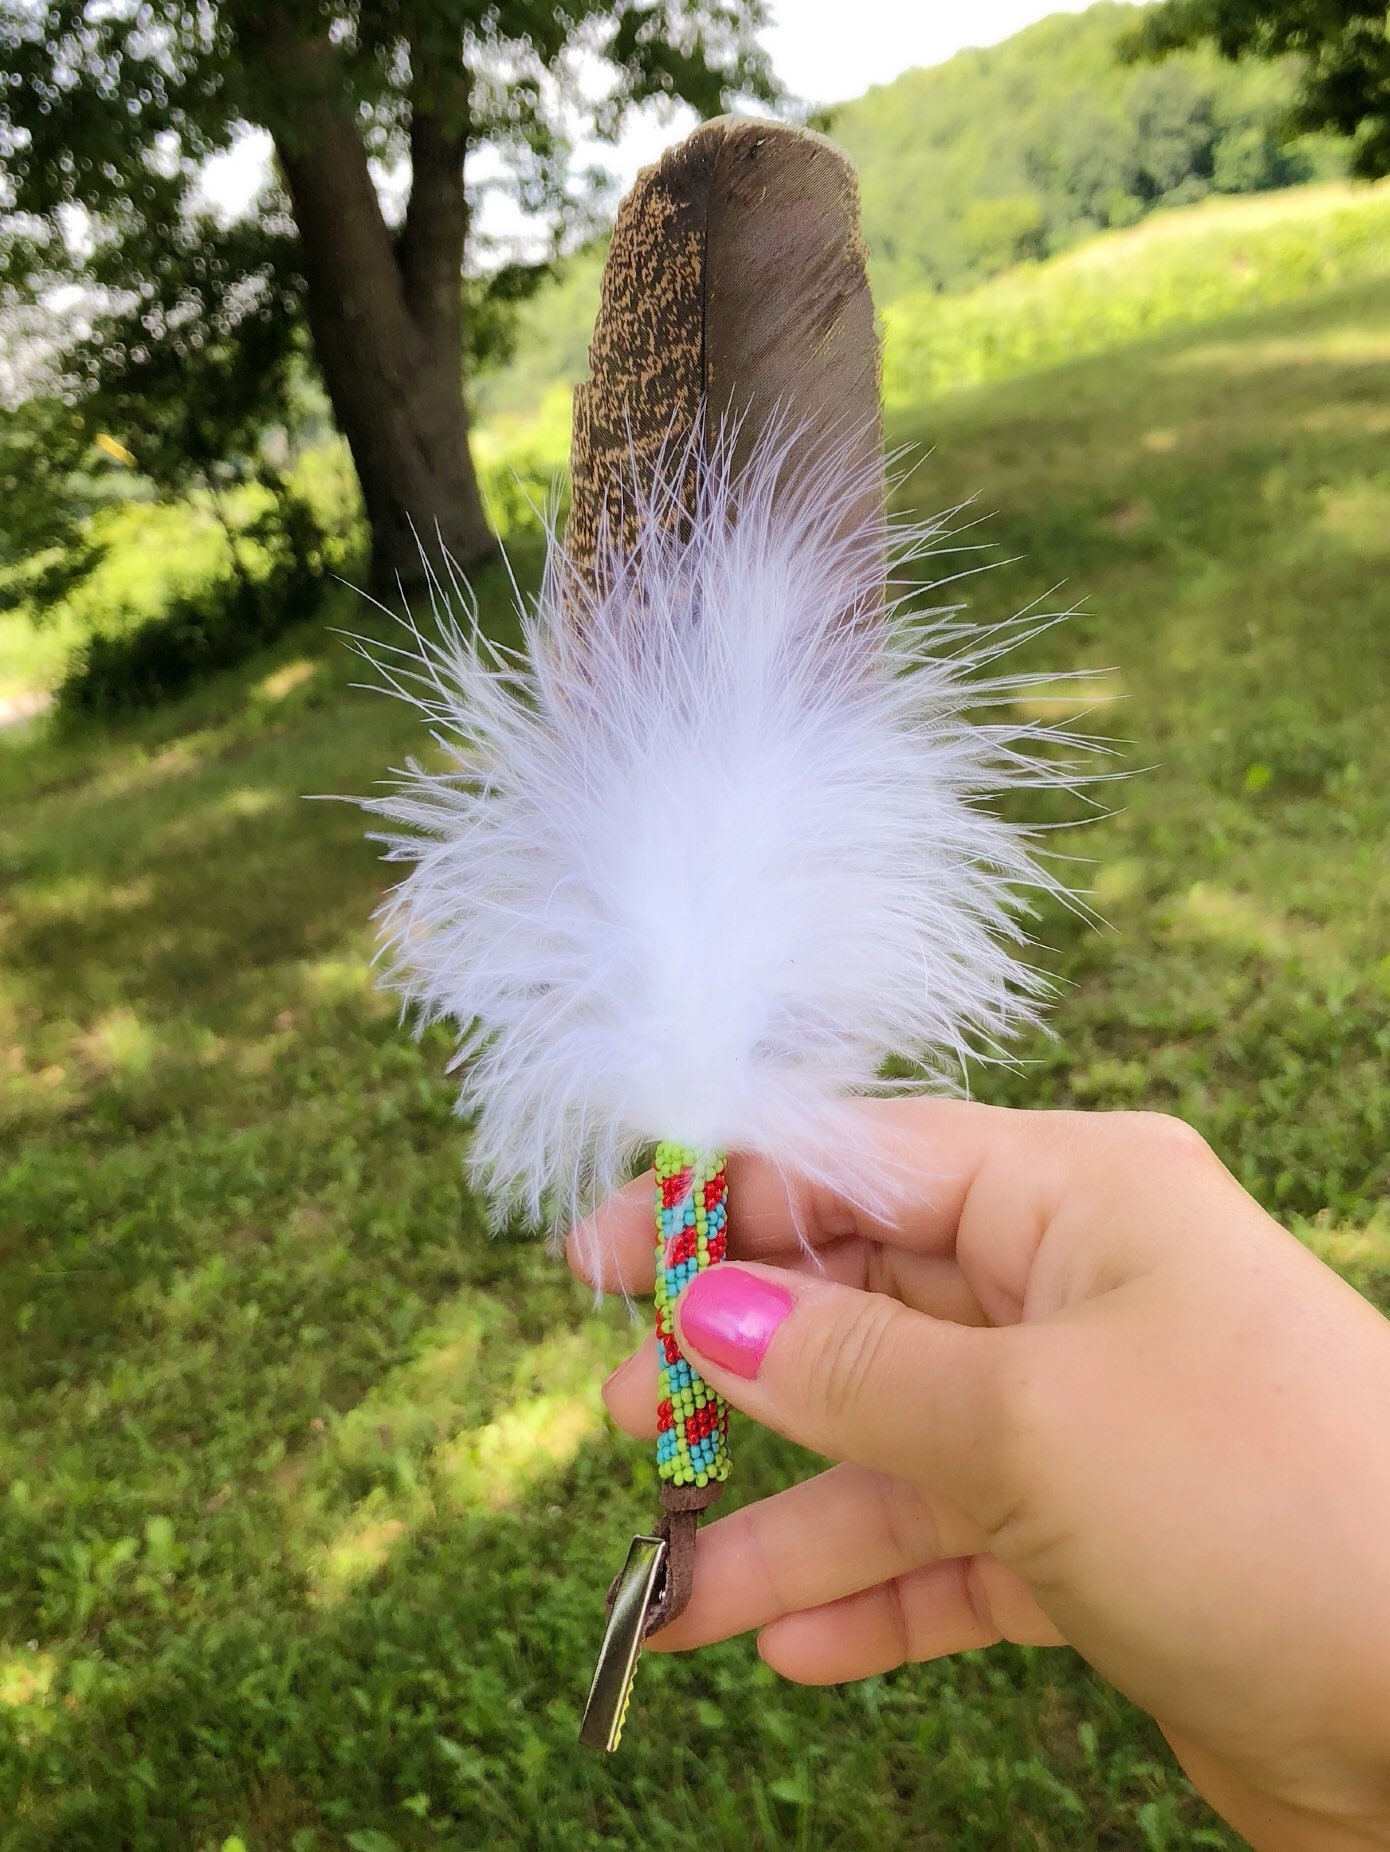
[
  {"xmin": 661, "ymin": 1169, "xmax": 693, "ymax": 1208},
  {"xmin": 684, "ymin": 1405, "xmax": 717, "ymax": 1443},
  {"xmin": 665, "ymin": 1228, "xmax": 697, "ymax": 1268}
]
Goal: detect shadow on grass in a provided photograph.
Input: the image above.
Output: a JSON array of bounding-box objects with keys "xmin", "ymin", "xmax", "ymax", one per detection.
[{"xmin": 2, "ymin": 1309, "xmax": 1233, "ymax": 1852}]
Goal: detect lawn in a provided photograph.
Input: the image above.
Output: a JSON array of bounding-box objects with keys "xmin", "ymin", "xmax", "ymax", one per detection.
[{"xmin": 1, "ymin": 264, "xmax": 1388, "ymax": 1847}]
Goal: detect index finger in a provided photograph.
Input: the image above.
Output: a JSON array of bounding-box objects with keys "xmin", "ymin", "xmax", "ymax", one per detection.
[{"xmin": 566, "ymin": 1097, "xmax": 1069, "ymax": 1312}]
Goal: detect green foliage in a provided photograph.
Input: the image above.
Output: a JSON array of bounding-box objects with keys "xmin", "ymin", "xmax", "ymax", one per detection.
[
  {"xmin": 882, "ymin": 179, "xmax": 1390, "ymax": 406},
  {"xmin": 471, "ymin": 389, "xmax": 575, "ymax": 540},
  {"xmin": 828, "ymin": 1, "xmax": 1343, "ymax": 300},
  {"xmin": 55, "ymin": 494, "xmax": 342, "ymax": 719},
  {"xmin": 473, "ymin": 247, "xmax": 609, "ymax": 420},
  {"xmin": 1130, "ymin": 0, "xmax": 1390, "ymax": 178},
  {"xmin": 66, "ymin": 213, "xmax": 308, "ymax": 498},
  {"xmin": 1, "ymin": 199, "xmax": 1388, "ymax": 1847},
  {"xmin": 0, "ymin": 397, "xmax": 106, "ymax": 610}
]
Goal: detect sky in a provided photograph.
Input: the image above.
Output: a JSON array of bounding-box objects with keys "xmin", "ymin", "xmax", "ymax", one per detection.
[
  {"xmin": 201, "ymin": 0, "xmax": 1106, "ymax": 232},
  {"xmin": 767, "ymin": 0, "xmax": 1097, "ymax": 110}
]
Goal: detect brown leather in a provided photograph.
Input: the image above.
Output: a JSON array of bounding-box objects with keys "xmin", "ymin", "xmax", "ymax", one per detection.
[
  {"xmin": 604, "ymin": 1481, "xmax": 723, "ymax": 1636},
  {"xmin": 660, "ymin": 1481, "xmax": 724, "ymax": 1515},
  {"xmin": 645, "ymin": 1481, "xmax": 723, "ymax": 1635}
]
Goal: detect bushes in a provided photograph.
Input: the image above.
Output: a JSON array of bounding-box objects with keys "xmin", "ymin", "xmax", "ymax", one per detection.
[
  {"xmin": 56, "ymin": 493, "xmax": 340, "ymax": 720},
  {"xmin": 57, "ymin": 554, "xmax": 322, "ymax": 719}
]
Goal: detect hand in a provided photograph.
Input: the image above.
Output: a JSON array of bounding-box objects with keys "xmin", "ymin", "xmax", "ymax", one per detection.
[{"xmin": 570, "ymin": 1103, "xmax": 1390, "ymax": 1852}]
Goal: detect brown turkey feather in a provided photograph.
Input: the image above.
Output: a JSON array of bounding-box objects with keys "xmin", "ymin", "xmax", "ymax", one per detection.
[{"xmin": 565, "ymin": 117, "xmax": 883, "ymax": 598}]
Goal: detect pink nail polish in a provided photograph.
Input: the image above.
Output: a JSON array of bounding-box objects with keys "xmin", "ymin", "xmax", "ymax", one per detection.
[{"xmin": 678, "ymin": 1267, "xmax": 794, "ymax": 1380}]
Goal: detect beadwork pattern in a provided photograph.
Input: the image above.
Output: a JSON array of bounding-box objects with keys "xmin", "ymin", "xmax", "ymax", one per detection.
[{"xmin": 653, "ymin": 1142, "xmax": 732, "ymax": 1488}]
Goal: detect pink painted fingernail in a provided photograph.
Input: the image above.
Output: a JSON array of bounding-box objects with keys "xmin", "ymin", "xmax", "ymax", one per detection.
[{"xmin": 678, "ymin": 1267, "xmax": 794, "ymax": 1380}]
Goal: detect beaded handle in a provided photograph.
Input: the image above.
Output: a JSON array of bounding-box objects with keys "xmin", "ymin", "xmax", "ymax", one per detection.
[
  {"xmin": 653, "ymin": 1143, "xmax": 732, "ymax": 1490},
  {"xmin": 579, "ymin": 1144, "xmax": 733, "ymax": 1749}
]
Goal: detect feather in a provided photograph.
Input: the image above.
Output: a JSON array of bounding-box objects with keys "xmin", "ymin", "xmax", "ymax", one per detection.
[
  {"xmin": 358, "ymin": 121, "xmax": 1091, "ymax": 1264},
  {"xmin": 567, "ymin": 118, "xmax": 882, "ymax": 602},
  {"xmin": 360, "ymin": 434, "xmax": 1086, "ymax": 1249}
]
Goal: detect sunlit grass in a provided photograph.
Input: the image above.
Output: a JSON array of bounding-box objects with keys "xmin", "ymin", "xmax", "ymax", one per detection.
[{"xmin": 883, "ymin": 177, "xmax": 1390, "ymax": 408}]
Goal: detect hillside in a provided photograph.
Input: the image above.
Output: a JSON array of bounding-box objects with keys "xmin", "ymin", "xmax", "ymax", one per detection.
[
  {"xmin": 828, "ymin": 0, "xmax": 1340, "ymax": 300},
  {"xmin": 475, "ymin": 0, "xmax": 1344, "ymax": 419},
  {"xmin": 2, "ymin": 235, "xmax": 1387, "ymax": 1846},
  {"xmin": 882, "ymin": 177, "xmax": 1390, "ymax": 405},
  {"xmin": 10, "ymin": 179, "xmax": 1385, "ymax": 715}
]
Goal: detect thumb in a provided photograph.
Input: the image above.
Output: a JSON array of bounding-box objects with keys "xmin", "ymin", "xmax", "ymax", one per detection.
[{"xmin": 675, "ymin": 1261, "xmax": 1016, "ymax": 1519}]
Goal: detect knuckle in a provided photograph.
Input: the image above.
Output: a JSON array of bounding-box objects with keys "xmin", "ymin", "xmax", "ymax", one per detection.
[
  {"xmin": 873, "ymin": 1471, "xmax": 940, "ymax": 1571},
  {"xmin": 806, "ymin": 1293, "xmax": 900, "ymax": 1432},
  {"xmin": 961, "ymin": 1554, "xmax": 1005, "ymax": 1644},
  {"xmin": 1115, "ymin": 1109, "xmax": 1213, "ymax": 1167}
]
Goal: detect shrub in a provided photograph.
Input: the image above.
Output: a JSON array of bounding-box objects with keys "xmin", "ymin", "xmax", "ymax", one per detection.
[{"xmin": 56, "ymin": 495, "xmax": 338, "ymax": 719}]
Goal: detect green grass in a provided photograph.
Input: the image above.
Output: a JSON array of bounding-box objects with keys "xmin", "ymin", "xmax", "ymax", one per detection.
[
  {"xmin": 2, "ymin": 260, "xmax": 1389, "ymax": 1848},
  {"xmin": 883, "ymin": 178, "xmax": 1390, "ymax": 408}
]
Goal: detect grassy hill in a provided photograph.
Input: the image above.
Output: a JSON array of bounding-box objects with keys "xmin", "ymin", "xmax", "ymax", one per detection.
[
  {"xmin": 1, "ymin": 197, "xmax": 1387, "ymax": 1845},
  {"xmin": 883, "ymin": 177, "xmax": 1390, "ymax": 405},
  {"xmin": 473, "ymin": 178, "xmax": 1390, "ymax": 499}
]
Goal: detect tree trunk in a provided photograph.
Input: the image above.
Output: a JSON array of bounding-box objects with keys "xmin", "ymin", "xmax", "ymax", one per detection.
[{"xmin": 265, "ymin": 37, "xmax": 497, "ymax": 601}]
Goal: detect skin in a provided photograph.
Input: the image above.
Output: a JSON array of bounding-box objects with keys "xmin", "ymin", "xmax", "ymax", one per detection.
[{"xmin": 569, "ymin": 1103, "xmax": 1390, "ymax": 1851}]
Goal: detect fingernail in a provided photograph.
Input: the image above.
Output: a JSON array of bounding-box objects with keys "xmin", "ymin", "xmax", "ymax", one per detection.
[{"xmin": 678, "ymin": 1267, "xmax": 794, "ymax": 1380}]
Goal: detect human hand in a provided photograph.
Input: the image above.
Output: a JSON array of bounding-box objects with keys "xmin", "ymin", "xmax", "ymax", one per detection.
[{"xmin": 571, "ymin": 1103, "xmax": 1390, "ymax": 1852}]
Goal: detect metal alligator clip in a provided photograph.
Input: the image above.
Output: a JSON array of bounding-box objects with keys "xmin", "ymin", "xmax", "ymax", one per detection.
[
  {"xmin": 578, "ymin": 1533, "xmax": 668, "ymax": 1752},
  {"xmin": 579, "ymin": 1484, "xmax": 717, "ymax": 1751}
]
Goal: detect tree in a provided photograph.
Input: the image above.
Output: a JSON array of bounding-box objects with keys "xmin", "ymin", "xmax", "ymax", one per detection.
[
  {"xmin": 0, "ymin": 2, "xmax": 772, "ymax": 597},
  {"xmin": 1128, "ymin": 1, "xmax": 1390, "ymax": 179},
  {"xmin": 1130, "ymin": 63, "xmax": 1217, "ymax": 199}
]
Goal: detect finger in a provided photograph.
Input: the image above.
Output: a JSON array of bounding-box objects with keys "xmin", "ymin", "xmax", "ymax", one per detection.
[
  {"xmin": 602, "ymin": 1336, "xmax": 659, "ymax": 1439},
  {"xmin": 601, "ymin": 1242, "xmax": 993, "ymax": 1443},
  {"xmin": 569, "ymin": 1098, "xmax": 1072, "ymax": 1316},
  {"xmin": 569, "ymin": 1173, "xmax": 652, "ymax": 1296},
  {"xmin": 576, "ymin": 1204, "xmax": 991, "ymax": 1329},
  {"xmin": 756, "ymin": 1556, "xmax": 1065, "ymax": 1684},
  {"xmin": 673, "ymin": 1260, "xmax": 1018, "ymax": 1520},
  {"xmin": 647, "ymin": 1462, "xmax": 986, "ymax": 1651}
]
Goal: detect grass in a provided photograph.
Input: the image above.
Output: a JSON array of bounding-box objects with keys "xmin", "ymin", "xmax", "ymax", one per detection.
[
  {"xmin": 1, "ymin": 251, "xmax": 1389, "ymax": 1848},
  {"xmin": 883, "ymin": 178, "xmax": 1390, "ymax": 409}
]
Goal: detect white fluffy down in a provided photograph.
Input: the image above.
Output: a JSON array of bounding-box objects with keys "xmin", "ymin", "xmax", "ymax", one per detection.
[{"xmin": 358, "ymin": 430, "xmax": 1089, "ymax": 1236}]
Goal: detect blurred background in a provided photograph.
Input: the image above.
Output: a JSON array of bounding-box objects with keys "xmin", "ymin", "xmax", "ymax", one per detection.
[{"xmin": 1, "ymin": 1, "xmax": 1387, "ymax": 1847}]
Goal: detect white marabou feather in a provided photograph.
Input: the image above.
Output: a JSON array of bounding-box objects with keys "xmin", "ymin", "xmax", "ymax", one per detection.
[{"xmin": 354, "ymin": 427, "xmax": 1096, "ymax": 1247}]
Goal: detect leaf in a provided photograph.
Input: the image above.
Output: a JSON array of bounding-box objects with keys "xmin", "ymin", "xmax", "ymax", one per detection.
[{"xmin": 769, "ymin": 1769, "xmax": 813, "ymax": 1807}]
